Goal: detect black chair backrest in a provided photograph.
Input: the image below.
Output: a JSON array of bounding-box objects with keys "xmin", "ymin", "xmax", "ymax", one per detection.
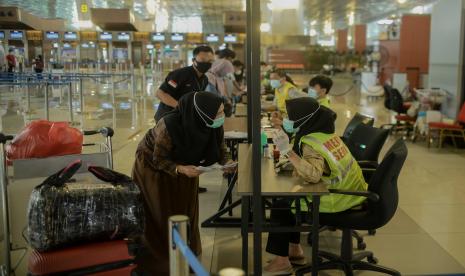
[
  {"xmin": 384, "ymin": 85, "xmax": 405, "ymax": 113},
  {"xmin": 367, "ymin": 139, "xmax": 408, "ymax": 229},
  {"xmin": 345, "ymin": 124, "xmax": 389, "ymax": 162},
  {"xmin": 342, "ymin": 112, "xmax": 374, "ymax": 141}
]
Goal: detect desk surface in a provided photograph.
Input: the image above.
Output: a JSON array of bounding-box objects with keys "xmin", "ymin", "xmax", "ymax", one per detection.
[
  {"xmin": 224, "ymin": 117, "xmax": 248, "ymax": 133},
  {"xmin": 235, "ymin": 104, "xmax": 247, "ymax": 117},
  {"xmin": 237, "ymin": 144, "xmax": 329, "ymax": 196}
]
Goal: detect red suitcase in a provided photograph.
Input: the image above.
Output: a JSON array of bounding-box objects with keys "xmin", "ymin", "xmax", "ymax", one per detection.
[{"xmin": 28, "ymin": 240, "xmax": 138, "ymax": 276}]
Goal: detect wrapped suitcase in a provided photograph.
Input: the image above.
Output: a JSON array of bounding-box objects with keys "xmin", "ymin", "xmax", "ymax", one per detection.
[
  {"xmin": 27, "ymin": 160, "xmax": 145, "ymax": 252},
  {"xmin": 28, "ymin": 240, "xmax": 138, "ymax": 276}
]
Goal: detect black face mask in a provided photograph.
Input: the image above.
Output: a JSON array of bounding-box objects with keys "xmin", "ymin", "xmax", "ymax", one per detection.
[{"xmin": 193, "ymin": 59, "xmax": 212, "ymax": 74}]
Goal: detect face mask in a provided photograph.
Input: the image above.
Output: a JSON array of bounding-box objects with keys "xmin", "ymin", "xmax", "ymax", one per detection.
[
  {"xmin": 235, "ymin": 70, "xmax": 242, "ymax": 75},
  {"xmin": 283, "ymin": 105, "xmax": 321, "ymax": 133},
  {"xmin": 308, "ymin": 87, "xmax": 319, "ymax": 99},
  {"xmin": 210, "ymin": 116, "xmax": 225, "ymax": 128},
  {"xmin": 193, "ymin": 60, "xmax": 212, "ymax": 74},
  {"xmin": 270, "ymin": 79, "xmax": 281, "ymax": 89},
  {"xmin": 194, "ymin": 93, "xmax": 225, "ymax": 128}
]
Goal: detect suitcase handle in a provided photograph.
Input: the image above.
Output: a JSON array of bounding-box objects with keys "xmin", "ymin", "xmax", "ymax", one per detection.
[{"xmin": 39, "ymin": 160, "xmax": 82, "ymax": 188}]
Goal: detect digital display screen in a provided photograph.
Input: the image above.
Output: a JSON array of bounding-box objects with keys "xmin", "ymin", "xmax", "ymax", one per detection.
[
  {"xmin": 10, "ymin": 31, "xmax": 23, "ymax": 39},
  {"xmin": 146, "ymin": 44, "xmax": 154, "ymax": 49},
  {"xmin": 117, "ymin": 32, "xmax": 130, "ymax": 41},
  {"xmin": 171, "ymin": 33, "xmax": 184, "ymax": 42},
  {"xmin": 99, "ymin": 32, "xmax": 113, "ymax": 40},
  {"xmin": 152, "ymin": 32, "xmax": 165, "ymax": 41},
  {"xmin": 119, "ymin": 102, "xmax": 131, "ymax": 110},
  {"xmin": 63, "ymin": 43, "xmax": 72, "ymax": 48},
  {"xmin": 64, "ymin": 31, "xmax": 77, "ymax": 40},
  {"xmin": 46, "ymin": 31, "xmax": 59, "ymax": 40},
  {"xmin": 224, "ymin": 34, "xmax": 237, "ymax": 43},
  {"xmin": 81, "ymin": 43, "xmax": 89, "ymax": 48},
  {"xmin": 101, "ymin": 102, "xmax": 113, "ymax": 109},
  {"xmin": 206, "ymin": 33, "xmax": 219, "ymax": 42},
  {"xmin": 0, "ymin": 31, "xmax": 5, "ymax": 39}
]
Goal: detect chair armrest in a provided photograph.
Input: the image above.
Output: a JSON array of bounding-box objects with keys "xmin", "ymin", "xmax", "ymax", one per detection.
[
  {"xmin": 328, "ymin": 189, "xmax": 379, "ymax": 202},
  {"xmin": 357, "ymin": 160, "xmax": 379, "ymax": 168}
]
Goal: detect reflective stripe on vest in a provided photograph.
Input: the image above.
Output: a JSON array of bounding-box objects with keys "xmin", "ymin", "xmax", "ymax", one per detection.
[
  {"xmin": 275, "ymin": 82, "xmax": 296, "ymax": 114},
  {"xmin": 299, "ymin": 135, "xmax": 353, "ymax": 185}
]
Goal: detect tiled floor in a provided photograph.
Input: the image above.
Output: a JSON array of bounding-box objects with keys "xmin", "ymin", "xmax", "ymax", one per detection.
[{"xmin": 1, "ymin": 72, "xmax": 465, "ymax": 275}]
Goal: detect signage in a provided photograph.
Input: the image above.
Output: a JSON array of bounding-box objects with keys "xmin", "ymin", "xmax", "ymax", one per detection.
[
  {"xmin": 206, "ymin": 33, "xmax": 219, "ymax": 43},
  {"xmin": 224, "ymin": 33, "xmax": 237, "ymax": 43},
  {"xmin": 10, "ymin": 30, "xmax": 23, "ymax": 40},
  {"xmin": 99, "ymin": 32, "xmax": 113, "ymax": 40},
  {"xmin": 64, "ymin": 31, "xmax": 78, "ymax": 40},
  {"xmin": 152, "ymin": 32, "xmax": 165, "ymax": 41},
  {"xmin": 45, "ymin": 31, "xmax": 59, "ymax": 40},
  {"xmin": 171, "ymin": 33, "xmax": 184, "ymax": 42}
]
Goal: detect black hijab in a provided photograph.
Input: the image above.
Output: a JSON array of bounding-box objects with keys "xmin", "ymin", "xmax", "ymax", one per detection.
[
  {"xmin": 285, "ymin": 97, "xmax": 337, "ymax": 155},
  {"xmin": 164, "ymin": 92, "xmax": 224, "ymax": 166}
]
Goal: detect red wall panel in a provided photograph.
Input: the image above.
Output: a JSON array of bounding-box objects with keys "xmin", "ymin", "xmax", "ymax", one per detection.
[
  {"xmin": 337, "ymin": 29, "xmax": 348, "ymax": 53},
  {"xmin": 399, "ymin": 15, "xmax": 431, "ymax": 73},
  {"xmin": 354, "ymin": 24, "xmax": 367, "ymax": 54}
]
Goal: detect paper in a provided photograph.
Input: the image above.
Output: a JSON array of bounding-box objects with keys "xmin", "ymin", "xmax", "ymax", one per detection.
[{"xmin": 197, "ymin": 162, "xmax": 238, "ymax": 172}]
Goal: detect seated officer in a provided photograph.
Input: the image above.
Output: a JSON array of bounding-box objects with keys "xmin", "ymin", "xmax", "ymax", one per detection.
[
  {"xmin": 307, "ymin": 75, "xmax": 333, "ymax": 108},
  {"xmin": 269, "ymin": 70, "xmax": 307, "ymax": 128},
  {"xmin": 264, "ymin": 97, "xmax": 367, "ymax": 275}
]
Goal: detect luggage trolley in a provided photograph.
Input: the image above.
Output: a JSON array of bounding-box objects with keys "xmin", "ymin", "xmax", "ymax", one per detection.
[{"xmin": 0, "ymin": 127, "xmax": 114, "ymax": 276}]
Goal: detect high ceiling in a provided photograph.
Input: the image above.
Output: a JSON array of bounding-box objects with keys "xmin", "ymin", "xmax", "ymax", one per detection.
[{"xmin": 0, "ymin": 0, "xmax": 438, "ymax": 34}]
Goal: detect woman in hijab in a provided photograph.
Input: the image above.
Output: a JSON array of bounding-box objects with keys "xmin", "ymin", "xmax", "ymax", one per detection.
[
  {"xmin": 132, "ymin": 91, "xmax": 232, "ymax": 275},
  {"xmin": 264, "ymin": 97, "xmax": 368, "ymax": 275}
]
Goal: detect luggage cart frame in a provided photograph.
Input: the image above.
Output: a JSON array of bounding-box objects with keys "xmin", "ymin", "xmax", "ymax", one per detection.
[{"xmin": 0, "ymin": 127, "xmax": 114, "ymax": 276}]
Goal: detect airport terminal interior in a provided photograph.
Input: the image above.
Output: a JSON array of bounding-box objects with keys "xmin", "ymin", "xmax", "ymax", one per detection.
[{"xmin": 1, "ymin": 0, "xmax": 465, "ymax": 275}]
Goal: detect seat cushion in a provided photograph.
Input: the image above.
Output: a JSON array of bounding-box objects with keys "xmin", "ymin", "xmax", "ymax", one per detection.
[
  {"xmin": 428, "ymin": 122, "xmax": 463, "ymax": 130},
  {"xmin": 395, "ymin": 115, "xmax": 416, "ymax": 122}
]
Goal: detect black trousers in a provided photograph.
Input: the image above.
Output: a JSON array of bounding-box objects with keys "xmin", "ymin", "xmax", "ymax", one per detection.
[{"xmin": 265, "ymin": 198, "xmax": 301, "ymax": 257}]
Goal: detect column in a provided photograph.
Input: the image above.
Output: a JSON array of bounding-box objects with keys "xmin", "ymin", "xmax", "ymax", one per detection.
[{"xmin": 336, "ymin": 29, "xmax": 348, "ymax": 53}]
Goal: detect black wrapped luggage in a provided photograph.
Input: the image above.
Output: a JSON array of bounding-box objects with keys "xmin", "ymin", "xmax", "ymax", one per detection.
[{"xmin": 27, "ymin": 160, "xmax": 144, "ymax": 252}]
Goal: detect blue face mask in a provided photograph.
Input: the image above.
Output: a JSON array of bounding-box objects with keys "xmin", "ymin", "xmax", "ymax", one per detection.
[
  {"xmin": 270, "ymin": 79, "xmax": 281, "ymax": 89},
  {"xmin": 194, "ymin": 93, "xmax": 225, "ymax": 128},
  {"xmin": 308, "ymin": 87, "xmax": 318, "ymax": 99},
  {"xmin": 283, "ymin": 105, "xmax": 321, "ymax": 133},
  {"xmin": 209, "ymin": 116, "xmax": 225, "ymax": 128}
]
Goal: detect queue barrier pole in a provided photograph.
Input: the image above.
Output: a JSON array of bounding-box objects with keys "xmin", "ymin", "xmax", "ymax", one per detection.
[{"xmin": 169, "ymin": 215, "xmax": 190, "ymax": 276}]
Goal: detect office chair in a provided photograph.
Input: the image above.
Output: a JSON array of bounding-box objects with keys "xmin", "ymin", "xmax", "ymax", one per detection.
[
  {"xmin": 341, "ymin": 112, "xmax": 375, "ymax": 142},
  {"xmin": 308, "ymin": 124, "xmax": 390, "ymax": 249},
  {"xmin": 297, "ymin": 139, "xmax": 408, "ymax": 276},
  {"xmin": 383, "ymin": 85, "xmax": 416, "ymax": 137}
]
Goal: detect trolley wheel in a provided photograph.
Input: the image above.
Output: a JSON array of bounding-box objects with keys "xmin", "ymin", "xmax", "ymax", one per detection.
[
  {"xmin": 367, "ymin": 256, "xmax": 378, "ymax": 264},
  {"xmin": 357, "ymin": 242, "xmax": 366, "ymax": 250}
]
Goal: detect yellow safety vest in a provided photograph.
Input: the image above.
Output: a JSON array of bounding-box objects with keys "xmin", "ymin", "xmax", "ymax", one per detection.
[
  {"xmin": 275, "ymin": 82, "xmax": 297, "ymax": 114},
  {"xmin": 318, "ymin": 97, "xmax": 331, "ymax": 108},
  {"xmin": 297, "ymin": 132, "xmax": 368, "ymax": 213}
]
